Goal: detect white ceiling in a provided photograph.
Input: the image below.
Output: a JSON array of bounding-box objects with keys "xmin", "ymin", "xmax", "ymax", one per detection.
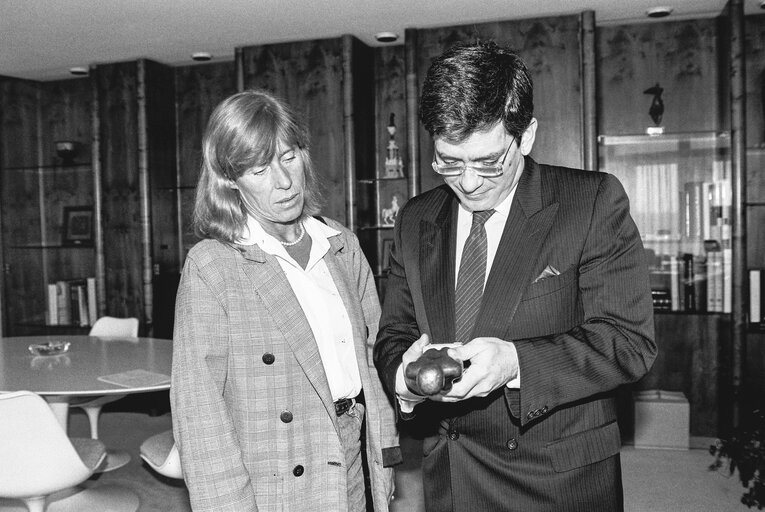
[{"xmin": 1, "ymin": 0, "xmax": 756, "ymax": 81}]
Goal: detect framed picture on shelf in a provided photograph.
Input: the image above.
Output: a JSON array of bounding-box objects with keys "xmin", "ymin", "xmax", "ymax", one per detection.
[{"xmin": 62, "ymin": 206, "xmax": 93, "ymax": 246}]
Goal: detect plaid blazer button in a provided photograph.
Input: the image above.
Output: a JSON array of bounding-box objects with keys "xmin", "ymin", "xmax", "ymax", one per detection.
[
  {"xmin": 262, "ymin": 353, "xmax": 275, "ymax": 365},
  {"xmin": 280, "ymin": 411, "xmax": 293, "ymax": 423},
  {"xmin": 293, "ymin": 465, "xmax": 304, "ymax": 477}
]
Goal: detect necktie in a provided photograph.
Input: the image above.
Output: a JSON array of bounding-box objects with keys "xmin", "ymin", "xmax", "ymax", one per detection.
[{"xmin": 454, "ymin": 209, "xmax": 495, "ymax": 344}]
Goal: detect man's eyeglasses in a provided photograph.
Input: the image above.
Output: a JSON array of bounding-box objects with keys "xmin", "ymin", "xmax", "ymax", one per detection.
[{"xmin": 431, "ymin": 139, "xmax": 514, "ymax": 177}]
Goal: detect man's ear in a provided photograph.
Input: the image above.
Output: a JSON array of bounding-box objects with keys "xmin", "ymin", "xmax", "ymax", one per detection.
[{"xmin": 519, "ymin": 118, "xmax": 537, "ymax": 156}]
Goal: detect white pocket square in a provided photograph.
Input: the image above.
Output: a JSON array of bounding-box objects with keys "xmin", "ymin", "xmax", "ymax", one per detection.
[{"xmin": 533, "ymin": 265, "xmax": 560, "ymax": 283}]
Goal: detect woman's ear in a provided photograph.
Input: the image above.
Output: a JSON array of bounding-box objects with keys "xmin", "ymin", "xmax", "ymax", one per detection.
[{"xmin": 228, "ymin": 179, "xmax": 239, "ymax": 190}]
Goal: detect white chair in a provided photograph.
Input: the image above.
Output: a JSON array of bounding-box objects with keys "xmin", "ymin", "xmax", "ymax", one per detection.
[
  {"xmin": 0, "ymin": 391, "xmax": 106, "ymax": 512},
  {"xmin": 140, "ymin": 429, "xmax": 183, "ymax": 479},
  {"xmin": 69, "ymin": 316, "xmax": 138, "ymax": 472}
]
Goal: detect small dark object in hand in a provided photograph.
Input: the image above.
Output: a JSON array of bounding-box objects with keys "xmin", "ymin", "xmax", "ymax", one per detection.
[{"xmin": 404, "ymin": 348, "xmax": 463, "ymax": 396}]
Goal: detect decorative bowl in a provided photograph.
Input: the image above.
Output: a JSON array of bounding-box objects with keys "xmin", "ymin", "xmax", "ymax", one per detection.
[
  {"xmin": 54, "ymin": 140, "xmax": 79, "ymax": 163},
  {"xmin": 28, "ymin": 341, "xmax": 71, "ymax": 356}
]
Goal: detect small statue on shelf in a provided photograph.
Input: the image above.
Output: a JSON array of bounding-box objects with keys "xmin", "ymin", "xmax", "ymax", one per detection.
[
  {"xmin": 380, "ymin": 194, "xmax": 400, "ymax": 226},
  {"xmin": 383, "ymin": 112, "xmax": 404, "ymax": 179},
  {"xmin": 644, "ymin": 83, "xmax": 664, "ymax": 126}
]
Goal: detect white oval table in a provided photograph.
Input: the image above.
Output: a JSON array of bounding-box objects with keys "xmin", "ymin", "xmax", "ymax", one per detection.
[{"xmin": 0, "ymin": 335, "xmax": 173, "ymax": 512}]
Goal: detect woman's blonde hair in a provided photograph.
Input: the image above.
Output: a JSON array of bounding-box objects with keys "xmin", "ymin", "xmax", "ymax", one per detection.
[{"xmin": 192, "ymin": 89, "xmax": 323, "ymax": 243}]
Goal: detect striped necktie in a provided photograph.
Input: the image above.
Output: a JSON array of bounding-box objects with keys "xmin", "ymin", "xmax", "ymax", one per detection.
[{"xmin": 454, "ymin": 209, "xmax": 495, "ymax": 344}]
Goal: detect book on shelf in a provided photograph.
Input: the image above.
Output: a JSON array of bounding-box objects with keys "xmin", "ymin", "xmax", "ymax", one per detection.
[
  {"xmin": 751, "ymin": 269, "xmax": 764, "ymax": 330},
  {"xmin": 45, "ymin": 277, "xmax": 97, "ymax": 327}
]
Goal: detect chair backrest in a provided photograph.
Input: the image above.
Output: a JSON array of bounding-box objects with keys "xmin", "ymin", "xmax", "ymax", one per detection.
[
  {"xmin": 0, "ymin": 391, "xmax": 94, "ymax": 499},
  {"xmin": 89, "ymin": 316, "xmax": 139, "ymax": 337},
  {"xmin": 140, "ymin": 429, "xmax": 183, "ymax": 479}
]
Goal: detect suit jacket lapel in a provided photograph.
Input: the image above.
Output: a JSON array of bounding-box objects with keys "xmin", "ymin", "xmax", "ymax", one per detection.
[
  {"xmin": 420, "ymin": 192, "xmax": 458, "ymax": 344},
  {"xmin": 238, "ymin": 245, "xmax": 338, "ymax": 427},
  {"xmin": 474, "ymin": 158, "xmax": 559, "ymax": 339}
]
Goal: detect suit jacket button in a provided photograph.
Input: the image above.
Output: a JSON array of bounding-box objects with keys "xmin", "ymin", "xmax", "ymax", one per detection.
[
  {"xmin": 262, "ymin": 353, "xmax": 275, "ymax": 365},
  {"xmin": 541, "ymin": 406, "xmax": 548, "ymax": 414},
  {"xmin": 448, "ymin": 429, "xmax": 460, "ymax": 440},
  {"xmin": 293, "ymin": 465, "xmax": 304, "ymax": 477},
  {"xmin": 506, "ymin": 438, "xmax": 518, "ymax": 451},
  {"xmin": 280, "ymin": 411, "xmax": 293, "ymax": 423},
  {"xmin": 526, "ymin": 411, "xmax": 535, "ymax": 420}
]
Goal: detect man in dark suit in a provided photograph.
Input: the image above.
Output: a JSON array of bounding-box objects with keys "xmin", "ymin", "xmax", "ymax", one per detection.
[{"xmin": 373, "ymin": 41, "xmax": 657, "ymax": 511}]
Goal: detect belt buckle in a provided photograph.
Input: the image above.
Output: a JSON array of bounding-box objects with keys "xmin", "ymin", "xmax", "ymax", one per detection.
[{"xmin": 335, "ymin": 398, "xmax": 352, "ymax": 416}]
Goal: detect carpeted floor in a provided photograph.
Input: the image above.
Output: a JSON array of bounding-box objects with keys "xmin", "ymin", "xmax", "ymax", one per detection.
[{"xmin": 2, "ymin": 406, "xmax": 752, "ymax": 512}]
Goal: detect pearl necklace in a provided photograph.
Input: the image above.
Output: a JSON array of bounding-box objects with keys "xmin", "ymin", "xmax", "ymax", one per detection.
[{"xmin": 280, "ymin": 223, "xmax": 305, "ymax": 247}]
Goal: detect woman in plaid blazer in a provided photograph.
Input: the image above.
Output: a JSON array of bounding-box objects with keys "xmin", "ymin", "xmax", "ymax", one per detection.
[{"xmin": 171, "ymin": 90, "xmax": 401, "ymax": 512}]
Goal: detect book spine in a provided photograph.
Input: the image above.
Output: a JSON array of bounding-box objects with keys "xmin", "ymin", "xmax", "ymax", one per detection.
[
  {"xmin": 56, "ymin": 281, "xmax": 71, "ymax": 325},
  {"xmin": 47, "ymin": 283, "xmax": 59, "ymax": 325},
  {"xmin": 751, "ymin": 270, "xmax": 762, "ymax": 325},
  {"xmin": 87, "ymin": 277, "xmax": 97, "ymax": 326}
]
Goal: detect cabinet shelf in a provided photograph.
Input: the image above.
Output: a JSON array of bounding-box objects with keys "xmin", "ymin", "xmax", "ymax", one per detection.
[
  {"xmin": 359, "ymin": 225, "xmax": 394, "ymax": 231},
  {"xmin": 2, "ymin": 163, "xmax": 91, "ymax": 172},
  {"xmin": 9, "ymin": 244, "xmax": 93, "ymax": 250},
  {"xmin": 358, "ymin": 177, "xmax": 407, "ymax": 184}
]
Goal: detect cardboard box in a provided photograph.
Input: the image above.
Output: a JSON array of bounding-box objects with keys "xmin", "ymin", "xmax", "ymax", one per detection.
[{"xmin": 633, "ymin": 389, "xmax": 689, "ymax": 450}]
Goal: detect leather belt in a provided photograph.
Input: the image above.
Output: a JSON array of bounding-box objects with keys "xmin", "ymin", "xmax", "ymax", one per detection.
[{"xmin": 334, "ymin": 390, "xmax": 365, "ymax": 416}]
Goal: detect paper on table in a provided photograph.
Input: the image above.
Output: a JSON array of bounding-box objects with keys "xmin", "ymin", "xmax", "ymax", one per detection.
[{"xmin": 97, "ymin": 369, "xmax": 171, "ymax": 388}]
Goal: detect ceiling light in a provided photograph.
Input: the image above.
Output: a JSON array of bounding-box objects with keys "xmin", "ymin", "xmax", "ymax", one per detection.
[
  {"xmin": 646, "ymin": 6, "xmax": 673, "ymax": 18},
  {"xmin": 69, "ymin": 67, "xmax": 88, "ymax": 76},
  {"xmin": 374, "ymin": 32, "xmax": 398, "ymax": 43},
  {"xmin": 191, "ymin": 52, "xmax": 212, "ymax": 62}
]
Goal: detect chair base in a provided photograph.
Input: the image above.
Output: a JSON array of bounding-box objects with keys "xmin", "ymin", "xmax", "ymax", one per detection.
[
  {"xmin": 100, "ymin": 448, "xmax": 131, "ymax": 472},
  {"xmin": 0, "ymin": 484, "xmax": 139, "ymax": 512}
]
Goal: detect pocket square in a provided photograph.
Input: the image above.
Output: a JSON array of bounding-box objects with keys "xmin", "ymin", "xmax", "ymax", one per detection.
[{"xmin": 533, "ymin": 265, "xmax": 560, "ymax": 283}]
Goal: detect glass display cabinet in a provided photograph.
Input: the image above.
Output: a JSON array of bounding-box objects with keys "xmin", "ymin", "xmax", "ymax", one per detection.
[{"xmin": 599, "ymin": 132, "xmax": 732, "ymax": 314}]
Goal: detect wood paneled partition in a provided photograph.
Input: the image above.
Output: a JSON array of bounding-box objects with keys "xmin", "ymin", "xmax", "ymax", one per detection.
[
  {"xmin": 237, "ymin": 36, "xmax": 375, "ymax": 227},
  {"xmin": 408, "ymin": 15, "xmax": 586, "ymax": 193}
]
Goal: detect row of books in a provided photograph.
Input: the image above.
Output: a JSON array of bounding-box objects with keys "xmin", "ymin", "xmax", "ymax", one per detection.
[
  {"xmin": 630, "ymin": 162, "xmax": 731, "ymax": 243},
  {"xmin": 650, "ymin": 247, "xmax": 732, "ymax": 313},
  {"xmin": 751, "ymin": 269, "xmax": 765, "ymax": 330},
  {"xmin": 45, "ymin": 277, "xmax": 97, "ymax": 327}
]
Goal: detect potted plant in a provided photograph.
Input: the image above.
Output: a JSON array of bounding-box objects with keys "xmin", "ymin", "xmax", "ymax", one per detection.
[{"xmin": 710, "ymin": 408, "xmax": 765, "ymax": 508}]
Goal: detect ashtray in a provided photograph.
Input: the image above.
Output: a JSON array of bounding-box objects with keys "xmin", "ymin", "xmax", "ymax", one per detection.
[{"xmin": 28, "ymin": 341, "xmax": 71, "ymax": 356}]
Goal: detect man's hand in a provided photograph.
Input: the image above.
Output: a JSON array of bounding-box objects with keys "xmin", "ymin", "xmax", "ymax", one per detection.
[
  {"xmin": 433, "ymin": 337, "xmax": 519, "ymax": 402},
  {"xmin": 395, "ymin": 334, "xmax": 431, "ymax": 401}
]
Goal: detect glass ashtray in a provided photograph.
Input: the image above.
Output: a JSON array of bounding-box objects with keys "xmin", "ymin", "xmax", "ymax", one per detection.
[{"xmin": 28, "ymin": 341, "xmax": 71, "ymax": 356}]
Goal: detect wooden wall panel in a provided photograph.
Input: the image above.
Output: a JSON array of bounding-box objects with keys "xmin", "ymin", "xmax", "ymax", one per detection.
[
  {"xmin": 95, "ymin": 61, "xmax": 144, "ymax": 320},
  {"xmin": 240, "ymin": 38, "xmax": 348, "ymax": 224},
  {"xmin": 40, "ymin": 78, "xmax": 92, "ymax": 166},
  {"xmin": 175, "ymin": 61, "xmax": 236, "ymax": 188},
  {"xmin": 0, "ymin": 78, "xmax": 38, "ymax": 168},
  {"xmin": 745, "ymin": 14, "xmax": 765, "ymax": 148},
  {"xmin": 637, "ymin": 313, "xmax": 731, "ymax": 437},
  {"xmin": 413, "ymin": 15, "xmax": 584, "ymax": 193},
  {"xmin": 175, "ymin": 61, "xmax": 236, "ymax": 260},
  {"xmin": 597, "ymin": 19, "xmax": 723, "ymax": 135}
]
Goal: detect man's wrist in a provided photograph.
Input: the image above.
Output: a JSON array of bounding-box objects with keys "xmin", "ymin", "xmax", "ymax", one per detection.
[{"xmin": 395, "ymin": 363, "xmax": 426, "ymax": 411}]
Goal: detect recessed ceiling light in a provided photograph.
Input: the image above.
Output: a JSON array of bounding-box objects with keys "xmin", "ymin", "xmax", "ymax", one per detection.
[
  {"xmin": 191, "ymin": 52, "xmax": 212, "ymax": 62},
  {"xmin": 374, "ymin": 32, "xmax": 398, "ymax": 43},
  {"xmin": 646, "ymin": 6, "xmax": 673, "ymax": 18},
  {"xmin": 69, "ymin": 67, "xmax": 88, "ymax": 76}
]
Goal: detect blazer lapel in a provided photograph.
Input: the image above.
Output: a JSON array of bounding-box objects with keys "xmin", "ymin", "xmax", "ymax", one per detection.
[
  {"xmin": 238, "ymin": 245, "xmax": 338, "ymax": 427},
  {"xmin": 474, "ymin": 158, "xmax": 559, "ymax": 339},
  {"xmin": 420, "ymin": 193, "xmax": 458, "ymax": 345},
  {"xmin": 321, "ymin": 235, "xmax": 372, "ymax": 377}
]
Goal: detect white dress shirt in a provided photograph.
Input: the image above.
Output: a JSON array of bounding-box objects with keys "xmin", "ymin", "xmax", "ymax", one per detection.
[{"xmin": 238, "ymin": 215, "xmax": 362, "ymax": 401}]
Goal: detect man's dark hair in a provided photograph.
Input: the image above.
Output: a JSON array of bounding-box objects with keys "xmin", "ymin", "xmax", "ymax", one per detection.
[{"xmin": 420, "ymin": 41, "xmax": 533, "ymax": 143}]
